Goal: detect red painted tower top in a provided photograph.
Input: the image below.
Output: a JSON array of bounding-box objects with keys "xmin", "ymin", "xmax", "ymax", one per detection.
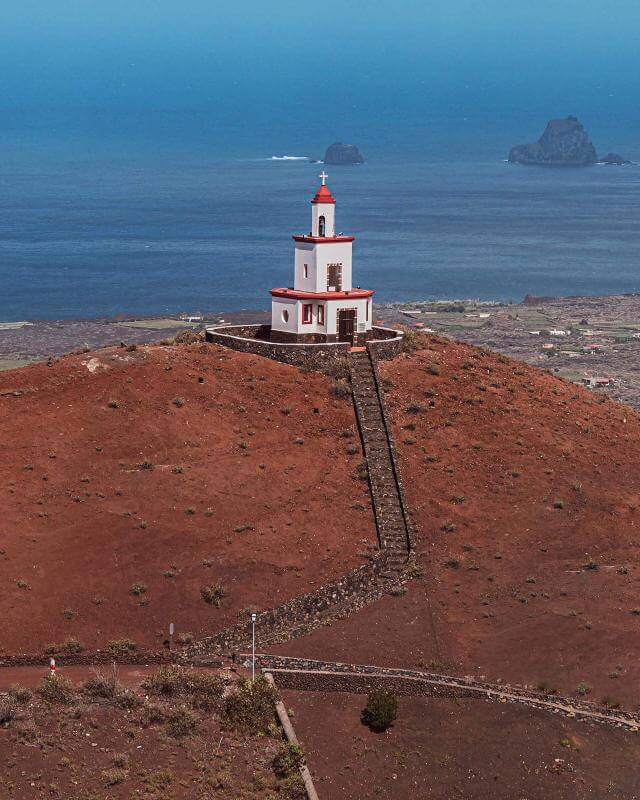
[{"xmin": 311, "ymin": 171, "xmax": 336, "ymax": 204}]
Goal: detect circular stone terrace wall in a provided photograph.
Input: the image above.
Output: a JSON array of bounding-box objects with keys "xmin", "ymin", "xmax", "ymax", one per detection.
[{"xmin": 204, "ymin": 324, "xmax": 403, "ymax": 368}]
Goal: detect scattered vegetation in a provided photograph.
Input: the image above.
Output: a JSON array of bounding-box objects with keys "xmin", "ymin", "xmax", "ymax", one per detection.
[
  {"xmin": 44, "ymin": 637, "xmax": 84, "ymax": 656},
  {"xmin": 142, "ymin": 666, "xmax": 224, "ymax": 710},
  {"xmin": 130, "ymin": 582, "xmax": 147, "ymax": 596}
]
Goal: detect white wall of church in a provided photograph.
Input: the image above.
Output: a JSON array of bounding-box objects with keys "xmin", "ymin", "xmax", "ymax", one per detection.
[
  {"xmin": 325, "ymin": 298, "xmax": 372, "ymax": 336},
  {"xmin": 294, "ymin": 241, "xmax": 352, "ymax": 293},
  {"xmin": 316, "ymin": 242, "xmax": 353, "ymax": 292},
  {"xmin": 294, "ymin": 243, "xmax": 317, "ymax": 292},
  {"xmin": 271, "ymin": 298, "xmax": 298, "ymax": 333}
]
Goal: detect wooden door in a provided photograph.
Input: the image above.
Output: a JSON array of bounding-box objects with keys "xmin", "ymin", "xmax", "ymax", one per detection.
[{"xmin": 338, "ymin": 309, "xmax": 356, "ymax": 343}]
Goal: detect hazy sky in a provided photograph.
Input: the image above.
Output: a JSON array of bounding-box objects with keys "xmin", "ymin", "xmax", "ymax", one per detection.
[{"xmin": 2, "ymin": 1, "xmax": 639, "ymax": 155}]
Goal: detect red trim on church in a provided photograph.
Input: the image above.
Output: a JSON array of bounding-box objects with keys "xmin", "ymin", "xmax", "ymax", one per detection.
[
  {"xmin": 292, "ymin": 235, "xmax": 355, "ymax": 244},
  {"xmin": 270, "ymin": 287, "xmax": 374, "ymax": 300},
  {"xmin": 311, "ymin": 185, "xmax": 336, "ymax": 204}
]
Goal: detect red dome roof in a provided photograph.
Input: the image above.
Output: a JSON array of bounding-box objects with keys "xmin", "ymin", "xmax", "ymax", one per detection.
[{"xmin": 311, "ymin": 184, "xmax": 336, "ymax": 205}]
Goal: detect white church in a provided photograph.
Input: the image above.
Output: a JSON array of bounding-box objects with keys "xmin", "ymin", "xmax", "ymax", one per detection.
[{"xmin": 270, "ymin": 174, "xmax": 374, "ymax": 345}]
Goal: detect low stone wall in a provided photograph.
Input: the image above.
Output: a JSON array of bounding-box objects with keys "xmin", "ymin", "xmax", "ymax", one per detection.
[
  {"xmin": 204, "ymin": 324, "xmax": 403, "ymax": 369},
  {"xmin": 249, "ymin": 657, "xmax": 640, "ymax": 732},
  {"xmin": 205, "ymin": 324, "xmax": 350, "ymax": 369},
  {"xmin": 367, "ymin": 326, "xmax": 404, "ymax": 360},
  {"xmin": 182, "ymin": 554, "xmax": 399, "ymax": 660}
]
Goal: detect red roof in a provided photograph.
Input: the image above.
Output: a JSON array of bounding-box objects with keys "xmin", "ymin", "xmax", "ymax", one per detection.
[
  {"xmin": 292, "ymin": 235, "xmax": 354, "ymax": 244},
  {"xmin": 270, "ymin": 287, "xmax": 374, "ymax": 301},
  {"xmin": 311, "ymin": 184, "xmax": 336, "ymax": 205}
]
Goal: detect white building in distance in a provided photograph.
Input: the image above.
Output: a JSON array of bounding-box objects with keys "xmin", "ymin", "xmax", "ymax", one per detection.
[{"xmin": 270, "ymin": 174, "xmax": 374, "ymax": 344}]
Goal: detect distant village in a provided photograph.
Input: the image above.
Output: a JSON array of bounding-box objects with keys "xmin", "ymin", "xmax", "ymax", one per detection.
[{"xmin": 376, "ymin": 293, "xmax": 640, "ymax": 408}]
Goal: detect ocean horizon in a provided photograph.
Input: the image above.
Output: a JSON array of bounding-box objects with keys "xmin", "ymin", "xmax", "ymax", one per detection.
[{"xmin": 1, "ymin": 112, "xmax": 640, "ymax": 322}]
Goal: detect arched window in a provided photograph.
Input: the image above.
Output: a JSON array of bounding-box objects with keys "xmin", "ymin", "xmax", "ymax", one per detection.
[{"xmin": 318, "ymin": 215, "xmax": 326, "ymax": 237}]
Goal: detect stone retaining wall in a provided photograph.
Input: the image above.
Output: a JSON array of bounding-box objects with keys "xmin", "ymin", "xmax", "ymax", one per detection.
[
  {"xmin": 247, "ymin": 656, "xmax": 640, "ymax": 733},
  {"xmin": 182, "ymin": 553, "xmax": 401, "ymax": 660}
]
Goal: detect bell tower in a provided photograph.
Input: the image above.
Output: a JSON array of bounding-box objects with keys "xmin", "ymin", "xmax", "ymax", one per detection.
[{"xmin": 311, "ymin": 171, "xmax": 335, "ymax": 238}]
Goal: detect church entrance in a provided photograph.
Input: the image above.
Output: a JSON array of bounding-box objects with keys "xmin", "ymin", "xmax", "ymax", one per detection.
[{"xmin": 337, "ymin": 309, "xmax": 356, "ymax": 343}]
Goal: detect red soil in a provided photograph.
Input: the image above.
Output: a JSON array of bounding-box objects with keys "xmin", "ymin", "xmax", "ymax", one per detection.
[
  {"xmin": 285, "ymin": 690, "xmax": 640, "ymax": 800},
  {"xmin": 0, "ymin": 343, "xmax": 375, "ymax": 655},
  {"xmin": 278, "ymin": 337, "xmax": 640, "ymax": 708}
]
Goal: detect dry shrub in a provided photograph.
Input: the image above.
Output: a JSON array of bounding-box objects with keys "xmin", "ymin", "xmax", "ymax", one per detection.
[
  {"xmin": 37, "ymin": 675, "xmax": 76, "ymax": 705},
  {"xmin": 0, "ymin": 699, "xmax": 17, "ymax": 724},
  {"xmin": 330, "ymin": 380, "xmax": 351, "ymax": 399},
  {"xmin": 9, "ymin": 685, "xmax": 32, "ymax": 704},
  {"xmin": 201, "ymin": 584, "xmax": 225, "ymax": 607},
  {"xmin": 174, "ymin": 328, "xmax": 204, "ymax": 344},
  {"xmin": 165, "ymin": 705, "xmax": 198, "ymax": 738},
  {"xmin": 142, "ymin": 666, "xmax": 224, "ymax": 710},
  {"xmin": 105, "ymin": 639, "xmax": 137, "ymax": 659},
  {"xmin": 222, "ymin": 675, "xmax": 278, "ymax": 734},
  {"xmin": 402, "ymin": 329, "xmax": 428, "ymax": 353}
]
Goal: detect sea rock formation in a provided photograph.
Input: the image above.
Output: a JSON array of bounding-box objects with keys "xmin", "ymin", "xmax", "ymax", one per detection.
[
  {"xmin": 509, "ymin": 116, "xmax": 598, "ymax": 166},
  {"xmin": 599, "ymin": 152, "xmax": 632, "ymax": 165},
  {"xmin": 324, "ymin": 142, "xmax": 365, "ymax": 165}
]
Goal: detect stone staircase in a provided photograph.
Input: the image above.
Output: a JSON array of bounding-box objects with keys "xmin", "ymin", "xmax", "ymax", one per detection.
[{"xmin": 350, "ymin": 350, "xmax": 411, "ymax": 574}]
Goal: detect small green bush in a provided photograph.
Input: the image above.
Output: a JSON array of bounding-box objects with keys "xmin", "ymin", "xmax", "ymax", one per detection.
[
  {"xmin": 130, "ymin": 582, "xmax": 147, "ymax": 596},
  {"xmin": 361, "ymin": 689, "xmax": 398, "ymax": 732},
  {"xmin": 272, "ymin": 743, "xmax": 305, "ymax": 779}
]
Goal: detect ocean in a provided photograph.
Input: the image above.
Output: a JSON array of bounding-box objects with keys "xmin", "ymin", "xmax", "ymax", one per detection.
[{"xmin": 1, "ymin": 115, "xmax": 639, "ymax": 322}]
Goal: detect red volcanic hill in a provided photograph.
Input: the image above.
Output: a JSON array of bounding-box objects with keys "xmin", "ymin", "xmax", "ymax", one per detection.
[
  {"xmin": 0, "ymin": 342, "xmax": 376, "ymax": 656},
  {"xmin": 279, "ymin": 335, "xmax": 640, "ymax": 707}
]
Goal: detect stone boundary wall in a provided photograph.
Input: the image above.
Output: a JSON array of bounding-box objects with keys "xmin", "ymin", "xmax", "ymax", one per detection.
[
  {"xmin": 204, "ymin": 324, "xmax": 403, "ymax": 370},
  {"xmin": 182, "ymin": 553, "xmax": 402, "ymax": 661},
  {"xmin": 246, "ymin": 656, "xmax": 640, "ymax": 733},
  {"xmin": 205, "ymin": 324, "xmax": 350, "ymax": 370},
  {"xmin": 0, "ymin": 651, "xmax": 173, "ymax": 669}
]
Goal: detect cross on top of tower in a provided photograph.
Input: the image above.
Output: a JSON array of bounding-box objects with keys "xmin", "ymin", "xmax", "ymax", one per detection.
[{"xmin": 319, "ymin": 171, "xmax": 329, "ymax": 185}]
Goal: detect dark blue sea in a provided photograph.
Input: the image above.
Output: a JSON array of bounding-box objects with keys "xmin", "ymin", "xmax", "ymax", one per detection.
[{"xmin": 1, "ymin": 114, "xmax": 639, "ymax": 321}]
